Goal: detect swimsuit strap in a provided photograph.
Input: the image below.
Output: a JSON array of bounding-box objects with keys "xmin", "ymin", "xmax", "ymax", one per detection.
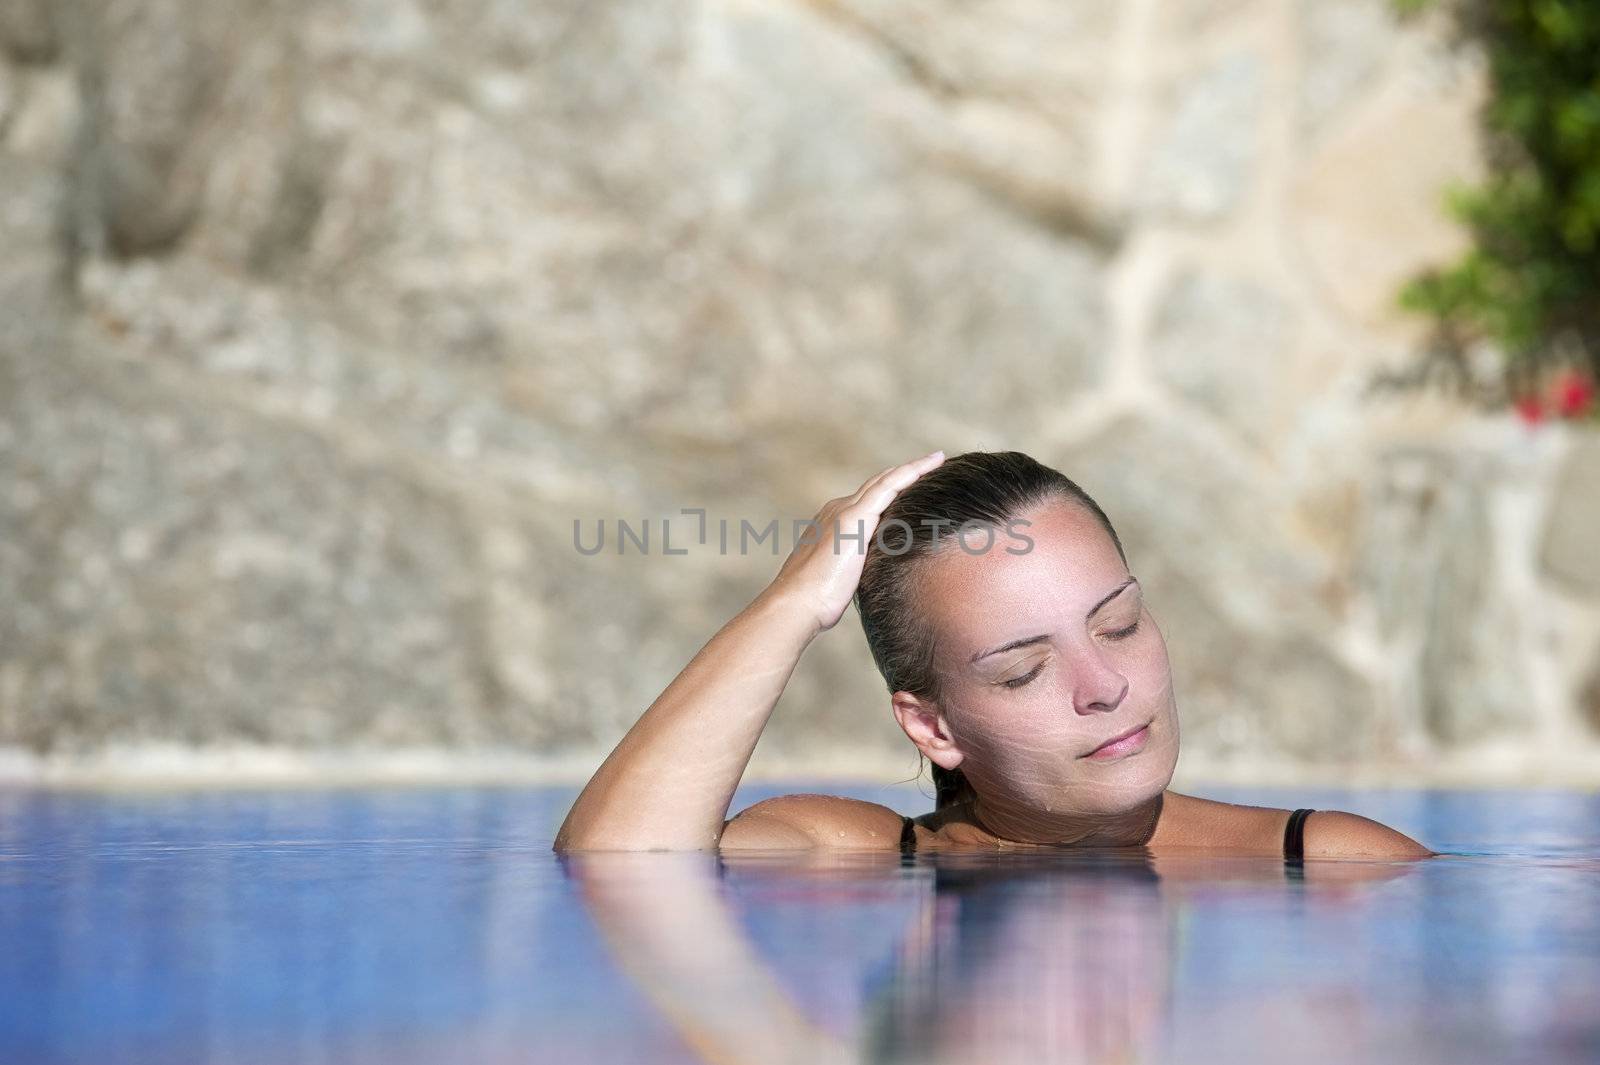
[
  {"xmin": 897, "ymin": 810, "xmax": 1314, "ymax": 861},
  {"xmin": 1283, "ymin": 808, "xmax": 1315, "ymax": 864}
]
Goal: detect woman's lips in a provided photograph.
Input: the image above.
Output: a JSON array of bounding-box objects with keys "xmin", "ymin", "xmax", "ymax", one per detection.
[{"xmin": 1083, "ymin": 722, "xmax": 1151, "ymax": 761}]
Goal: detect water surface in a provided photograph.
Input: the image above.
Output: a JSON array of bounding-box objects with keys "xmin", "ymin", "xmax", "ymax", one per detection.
[{"xmin": 2, "ymin": 785, "xmax": 1596, "ymax": 1064}]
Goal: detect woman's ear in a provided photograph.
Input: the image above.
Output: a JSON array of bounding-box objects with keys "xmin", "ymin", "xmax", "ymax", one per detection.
[{"xmin": 891, "ymin": 691, "xmax": 964, "ymax": 771}]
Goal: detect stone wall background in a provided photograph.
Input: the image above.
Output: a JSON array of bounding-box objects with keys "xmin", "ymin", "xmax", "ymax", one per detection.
[{"xmin": 2, "ymin": 0, "xmax": 1598, "ymax": 786}]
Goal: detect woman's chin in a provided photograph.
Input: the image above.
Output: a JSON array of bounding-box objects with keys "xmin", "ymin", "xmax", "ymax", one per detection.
[{"xmin": 1082, "ymin": 746, "xmax": 1178, "ymax": 810}]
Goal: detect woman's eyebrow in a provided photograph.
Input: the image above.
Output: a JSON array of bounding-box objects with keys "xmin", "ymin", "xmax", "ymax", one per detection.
[
  {"xmin": 970, "ymin": 577, "xmax": 1139, "ymax": 664},
  {"xmin": 1087, "ymin": 576, "xmax": 1138, "ymax": 619},
  {"xmin": 970, "ymin": 633, "xmax": 1051, "ymax": 664}
]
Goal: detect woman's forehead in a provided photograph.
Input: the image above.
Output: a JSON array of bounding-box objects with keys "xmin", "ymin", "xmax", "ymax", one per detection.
[{"xmin": 918, "ymin": 501, "xmax": 1132, "ymax": 638}]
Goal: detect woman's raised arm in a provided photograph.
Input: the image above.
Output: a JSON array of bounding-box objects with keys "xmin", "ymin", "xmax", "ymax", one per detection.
[{"xmin": 552, "ymin": 450, "xmax": 945, "ymax": 852}]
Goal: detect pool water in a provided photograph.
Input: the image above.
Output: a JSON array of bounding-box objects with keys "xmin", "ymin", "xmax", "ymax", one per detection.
[{"xmin": 2, "ymin": 785, "xmax": 1597, "ymax": 1064}]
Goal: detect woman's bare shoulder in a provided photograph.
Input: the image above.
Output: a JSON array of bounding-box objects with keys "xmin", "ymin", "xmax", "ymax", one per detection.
[
  {"xmin": 1160, "ymin": 793, "xmax": 1433, "ymax": 858},
  {"xmin": 1300, "ymin": 809, "xmax": 1434, "ymax": 859},
  {"xmin": 719, "ymin": 793, "xmax": 908, "ymax": 851}
]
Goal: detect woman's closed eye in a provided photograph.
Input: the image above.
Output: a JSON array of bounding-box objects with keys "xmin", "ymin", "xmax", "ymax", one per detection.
[
  {"xmin": 1001, "ymin": 662, "xmax": 1046, "ymax": 689},
  {"xmin": 1105, "ymin": 619, "xmax": 1141, "ymax": 642},
  {"xmin": 998, "ymin": 620, "xmax": 1142, "ymax": 689}
]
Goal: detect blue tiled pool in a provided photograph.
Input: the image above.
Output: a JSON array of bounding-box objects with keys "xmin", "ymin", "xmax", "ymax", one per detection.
[{"xmin": 2, "ymin": 785, "xmax": 1597, "ymax": 1064}]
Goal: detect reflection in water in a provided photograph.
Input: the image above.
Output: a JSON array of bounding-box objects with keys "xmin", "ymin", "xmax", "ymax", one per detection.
[
  {"xmin": 570, "ymin": 847, "xmax": 1427, "ymax": 1065},
  {"xmin": 859, "ymin": 853, "xmax": 1172, "ymax": 1065},
  {"xmin": 1, "ymin": 788, "xmax": 1597, "ymax": 1064},
  {"xmin": 568, "ymin": 850, "xmax": 857, "ymax": 1065}
]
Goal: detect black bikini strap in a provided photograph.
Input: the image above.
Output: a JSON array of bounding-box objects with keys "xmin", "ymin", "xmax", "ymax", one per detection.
[
  {"xmin": 899, "ymin": 814, "xmax": 918, "ymax": 855},
  {"xmin": 1283, "ymin": 808, "xmax": 1315, "ymax": 864}
]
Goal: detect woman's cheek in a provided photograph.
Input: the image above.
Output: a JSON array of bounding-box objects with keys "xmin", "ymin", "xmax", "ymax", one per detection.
[{"xmin": 967, "ymin": 699, "xmax": 1055, "ymax": 769}]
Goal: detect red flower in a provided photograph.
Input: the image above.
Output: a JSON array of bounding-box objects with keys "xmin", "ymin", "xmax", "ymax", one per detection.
[
  {"xmin": 1514, "ymin": 393, "xmax": 1547, "ymax": 425},
  {"xmin": 1549, "ymin": 368, "xmax": 1596, "ymax": 419}
]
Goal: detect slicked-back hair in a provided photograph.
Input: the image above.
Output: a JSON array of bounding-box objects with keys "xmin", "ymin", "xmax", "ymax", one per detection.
[{"xmin": 852, "ymin": 451, "xmax": 1127, "ymax": 808}]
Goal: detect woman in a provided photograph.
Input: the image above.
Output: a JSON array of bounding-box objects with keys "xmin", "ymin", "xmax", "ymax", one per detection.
[{"xmin": 554, "ymin": 450, "xmax": 1433, "ymax": 860}]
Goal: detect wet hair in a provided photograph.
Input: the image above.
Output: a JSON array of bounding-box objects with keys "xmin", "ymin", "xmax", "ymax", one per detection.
[{"xmin": 852, "ymin": 451, "xmax": 1128, "ymax": 809}]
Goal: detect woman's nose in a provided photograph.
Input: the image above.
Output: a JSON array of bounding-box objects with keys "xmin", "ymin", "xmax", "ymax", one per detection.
[{"xmin": 1071, "ymin": 647, "xmax": 1128, "ymax": 715}]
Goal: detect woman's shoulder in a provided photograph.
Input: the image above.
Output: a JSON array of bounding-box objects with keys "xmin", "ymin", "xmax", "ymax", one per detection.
[
  {"xmin": 719, "ymin": 792, "xmax": 909, "ymax": 851},
  {"xmin": 1293, "ymin": 808, "xmax": 1434, "ymax": 859},
  {"xmin": 1163, "ymin": 793, "xmax": 1433, "ymax": 859}
]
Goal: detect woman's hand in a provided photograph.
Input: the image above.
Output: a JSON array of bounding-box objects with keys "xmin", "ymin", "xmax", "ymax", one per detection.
[
  {"xmin": 552, "ymin": 447, "xmax": 945, "ymax": 852},
  {"xmin": 763, "ymin": 450, "xmax": 946, "ymax": 634}
]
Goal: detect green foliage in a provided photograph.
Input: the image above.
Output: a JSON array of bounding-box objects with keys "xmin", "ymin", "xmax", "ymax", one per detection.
[{"xmin": 1397, "ymin": 0, "xmax": 1600, "ymax": 399}]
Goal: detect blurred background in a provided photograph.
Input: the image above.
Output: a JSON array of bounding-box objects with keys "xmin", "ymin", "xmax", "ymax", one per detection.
[{"xmin": 1, "ymin": 0, "xmax": 1597, "ymax": 790}]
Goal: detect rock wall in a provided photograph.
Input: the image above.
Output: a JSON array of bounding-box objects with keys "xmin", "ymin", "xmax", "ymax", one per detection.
[{"xmin": 2, "ymin": 0, "xmax": 1598, "ymax": 785}]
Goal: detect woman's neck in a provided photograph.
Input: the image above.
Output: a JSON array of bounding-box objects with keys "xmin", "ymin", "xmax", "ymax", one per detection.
[{"xmin": 964, "ymin": 790, "xmax": 1168, "ymax": 849}]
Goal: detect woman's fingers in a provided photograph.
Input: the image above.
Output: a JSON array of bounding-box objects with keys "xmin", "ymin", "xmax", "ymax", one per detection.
[
  {"xmin": 767, "ymin": 450, "xmax": 947, "ymax": 632},
  {"xmin": 847, "ymin": 450, "xmax": 944, "ymax": 508},
  {"xmin": 843, "ymin": 467, "xmax": 896, "ymax": 508},
  {"xmin": 846, "ymin": 450, "xmax": 945, "ymax": 515}
]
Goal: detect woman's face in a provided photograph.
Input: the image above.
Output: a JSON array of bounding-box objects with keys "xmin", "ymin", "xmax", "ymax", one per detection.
[{"xmin": 911, "ymin": 496, "xmax": 1180, "ymax": 819}]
